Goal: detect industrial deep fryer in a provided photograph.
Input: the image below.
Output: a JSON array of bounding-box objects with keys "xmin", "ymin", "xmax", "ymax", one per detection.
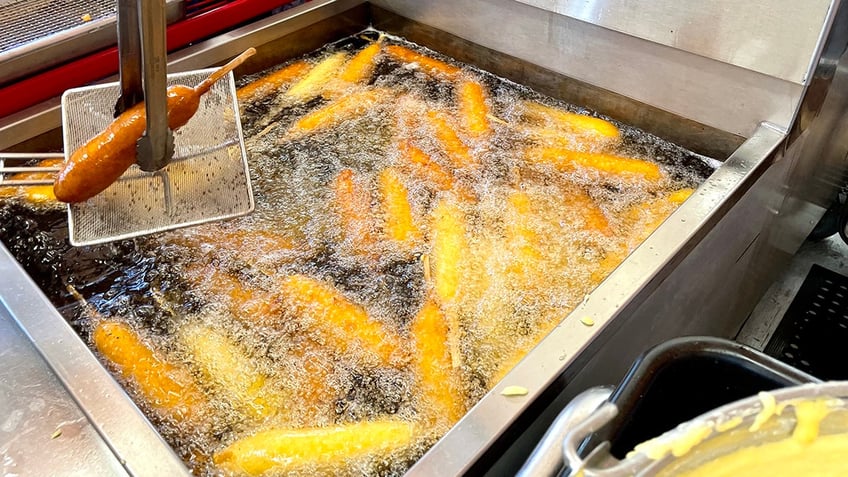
[{"xmin": 2, "ymin": 0, "xmax": 848, "ymax": 475}]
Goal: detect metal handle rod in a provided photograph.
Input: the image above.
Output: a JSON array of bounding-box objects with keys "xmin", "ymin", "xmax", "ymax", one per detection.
[
  {"xmin": 136, "ymin": 0, "xmax": 173, "ymax": 172},
  {"xmin": 0, "ymin": 153, "xmax": 64, "ymax": 160},
  {"xmin": 1, "ymin": 167, "xmax": 61, "ymax": 173},
  {"xmin": 0, "ymin": 153, "xmax": 62, "ymax": 185},
  {"xmin": 115, "ymin": 0, "xmax": 144, "ymax": 117},
  {"xmin": 561, "ymin": 403, "xmax": 621, "ymax": 477},
  {"xmin": 517, "ymin": 386, "xmax": 613, "ymax": 477}
]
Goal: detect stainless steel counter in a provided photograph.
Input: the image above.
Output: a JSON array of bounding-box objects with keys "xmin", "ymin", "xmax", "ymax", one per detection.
[{"xmin": 0, "ymin": 305, "xmax": 125, "ymax": 476}]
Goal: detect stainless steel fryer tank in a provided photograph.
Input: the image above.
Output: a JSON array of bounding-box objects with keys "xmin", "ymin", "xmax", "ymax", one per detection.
[{"xmin": 2, "ymin": 0, "xmax": 848, "ymax": 475}]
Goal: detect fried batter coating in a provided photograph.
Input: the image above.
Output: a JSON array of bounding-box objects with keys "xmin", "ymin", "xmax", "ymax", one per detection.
[{"xmin": 214, "ymin": 419, "xmax": 417, "ymax": 476}]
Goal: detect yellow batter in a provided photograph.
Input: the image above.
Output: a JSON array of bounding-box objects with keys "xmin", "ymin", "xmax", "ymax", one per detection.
[
  {"xmin": 674, "ymin": 432, "xmax": 848, "ymax": 476},
  {"xmin": 672, "ymin": 400, "xmax": 848, "ymax": 477}
]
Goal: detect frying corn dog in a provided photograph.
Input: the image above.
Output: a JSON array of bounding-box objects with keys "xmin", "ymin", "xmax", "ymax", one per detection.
[
  {"xmin": 378, "ymin": 167, "xmax": 423, "ymax": 248},
  {"xmin": 333, "ymin": 168, "xmax": 377, "ymax": 253},
  {"xmin": 412, "ymin": 300, "xmax": 466, "ymax": 427},
  {"xmin": 287, "ymin": 88, "xmax": 384, "ymax": 138},
  {"xmin": 63, "ymin": 30, "xmax": 712, "ymax": 477},
  {"xmin": 396, "ymin": 140, "xmax": 476, "ymax": 202},
  {"xmin": 520, "ymin": 100, "xmax": 620, "ymax": 145},
  {"xmin": 527, "ymin": 146, "xmax": 664, "ymax": 182},
  {"xmin": 93, "ymin": 321, "xmax": 204, "ymax": 422},
  {"xmin": 430, "ymin": 198, "xmax": 466, "ymax": 303},
  {"xmin": 236, "ymin": 60, "xmax": 310, "ymax": 106},
  {"xmin": 339, "ymin": 39, "xmax": 382, "ymax": 84},
  {"xmin": 54, "ymin": 48, "xmax": 256, "ymax": 203},
  {"xmin": 164, "ymin": 225, "xmax": 296, "ymax": 263},
  {"xmin": 429, "ymin": 198, "xmax": 467, "ymax": 368},
  {"xmin": 279, "ymin": 274, "xmax": 403, "ymax": 366},
  {"xmin": 425, "ymin": 110, "xmax": 477, "ymax": 169},
  {"xmin": 284, "ymin": 51, "xmax": 348, "ymax": 102},
  {"xmin": 668, "ymin": 187, "xmax": 696, "ymax": 204},
  {"xmin": 384, "ymin": 44, "xmax": 461, "ymax": 78},
  {"xmin": 179, "ymin": 323, "xmax": 283, "ymax": 421},
  {"xmin": 458, "ymin": 79, "xmax": 491, "ymax": 139},
  {"xmin": 504, "ymin": 191, "xmax": 544, "ymax": 275},
  {"xmin": 213, "ymin": 419, "xmax": 417, "ymax": 476},
  {"xmin": 562, "ymin": 190, "xmax": 613, "ymax": 236},
  {"xmin": 516, "ymin": 124, "xmax": 585, "ymax": 151},
  {"xmin": 185, "ymin": 264, "xmax": 283, "ymax": 324}
]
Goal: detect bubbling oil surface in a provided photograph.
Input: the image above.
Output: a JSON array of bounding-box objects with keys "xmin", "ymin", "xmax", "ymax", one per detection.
[{"xmin": 0, "ymin": 29, "xmax": 716, "ymax": 476}]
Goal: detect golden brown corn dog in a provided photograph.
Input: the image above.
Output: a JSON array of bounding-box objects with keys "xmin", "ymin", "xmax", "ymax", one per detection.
[
  {"xmin": 396, "ymin": 140, "xmax": 475, "ymax": 201},
  {"xmin": 165, "ymin": 224, "xmax": 295, "ymax": 259},
  {"xmin": 425, "ymin": 110, "xmax": 477, "ymax": 169},
  {"xmin": 504, "ymin": 191, "xmax": 544, "ymax": 276},
  {"xmin": 213, "ymin": 419, "xmax": 417, "ymax": 476},
  {"xmin": 384, "ymin": 44, "xmax": 461, "ymax": 78},
  {"xmin": 430, "ymin": 198, "xmax": 466, "ymax": 303},
  {"xmin": 284, "ymin": 341, "xmax": 341, "ymax": 422},
  {"xmin": 412, "ymin": 300, "xmax": 466, "ymax": 427},
  {"xmin": 93, "ymin": 321, "xmax": 204, "ymax": 422},
  {"xmin": 339, "ymin": 40, "xmax": 382, "ymax": 84},
  {"xmin": 458, "ymin": 79, "xmax": 491, "ymax": 139},
  {"xmin": 668, "ymin": 187, "xmax": 695, "ymax": 204},
  {"xmin": 520, "ymin": 100, "xmax": 620, "ymax": 144},
  {"xmin": 279, "ymin": 274, "xmax": 403, "ymax": 366},
  {"xmin": 397, "ymin": 141, "xmax": 454, "ymax": 191},
  {"xmin": 54, "ymin": 48, "xmax": 256, "ymax": 203},
  {"xmin": 236, "ymin": 60, "xmax": 310, "ymax": 106},
  {"xmin": 563, "ymin": 190, "xmax": 613, "ymax": 236},
  {"xmin": 179, "ymin": 323, "xmax": 283, "ymax": 422},
  {"xmin": 284, "ymin": 51, "xmax": 348, "ymax": 102},
  {"xmin": 378, "ymin": 167, "xmax": 423, "ymax": 247},
  {"xmin": 332, "ymin": 168, "xmax": 377, "ymax": 253},
  {"xmin": 527, "ymin": 146, "xmax": 664, "ymax": 182},
  {"xmin": 184, "ymin": 264, "xmax": 283, "ymax": 324},
  {"xmin": 429, "ymin": 198, "xmax": 467, "ymax": 367},
  {"xmin": 287, "ymin": 88, "xmax": 384, "ymax": 138},
  {"xmin": 516, "ymin": 124, "xmax": 584, "ymax": 150}
]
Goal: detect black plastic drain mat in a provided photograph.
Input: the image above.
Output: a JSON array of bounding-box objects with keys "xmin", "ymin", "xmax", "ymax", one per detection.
[{"xmin": 764, "ymin": 264, "xmax": 848, "ymax": 380}]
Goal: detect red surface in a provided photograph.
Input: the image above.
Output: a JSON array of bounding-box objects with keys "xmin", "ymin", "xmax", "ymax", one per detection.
[{"xmin": 0, "ymin": 0, "xmax": 296, "ymax": 118}]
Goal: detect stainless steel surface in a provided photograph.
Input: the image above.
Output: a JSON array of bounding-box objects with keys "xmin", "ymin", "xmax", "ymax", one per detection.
[
  {"xmin": 0, "ymin": 1, "xmax": 846, "ymax": 475},
  {"xmin": 0, "ymin": 0, "xmax": 184, "ymax": 86},
  {"xmin": 136, "ymin": 0, "xmax": 174, "ymax": 171},
  {"xmin": 62, "ymin": 69, "xmax": 253, "ymax": 246},
  {"xmin": 370, "ymin": 5, "xmax": 742, "ymax": 160},
  {"xmin": 115, "ymin": 0, "xmax": 144, "ymax": 116},
  {"xmin": 513, "ymin": 0, "xmax": 834, "ymax": 85},
  {"xmin": 518, "ymin": 386, "xmax": 613, "ymax": 477},
  {"xmin": 739, "ymin": 1, "xmax": 848, "ymax": 325},
  {"xmin": 738, "ymin": 235, "xmax": 848, "ymax": 350},
  {"xmin": 477, "ymin": 2, "xmax": 848, "ymax": 471},
  {"xmin": 371, "ymin": 0, "xmax": 805, "ymax": 139},
  {"xmin": 0, "ymin": 244, "xmax": 189, "ymax": 476},
  {"xmin": 0, "ymin": 305, "xmax": 126, "ymax": 477}
]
